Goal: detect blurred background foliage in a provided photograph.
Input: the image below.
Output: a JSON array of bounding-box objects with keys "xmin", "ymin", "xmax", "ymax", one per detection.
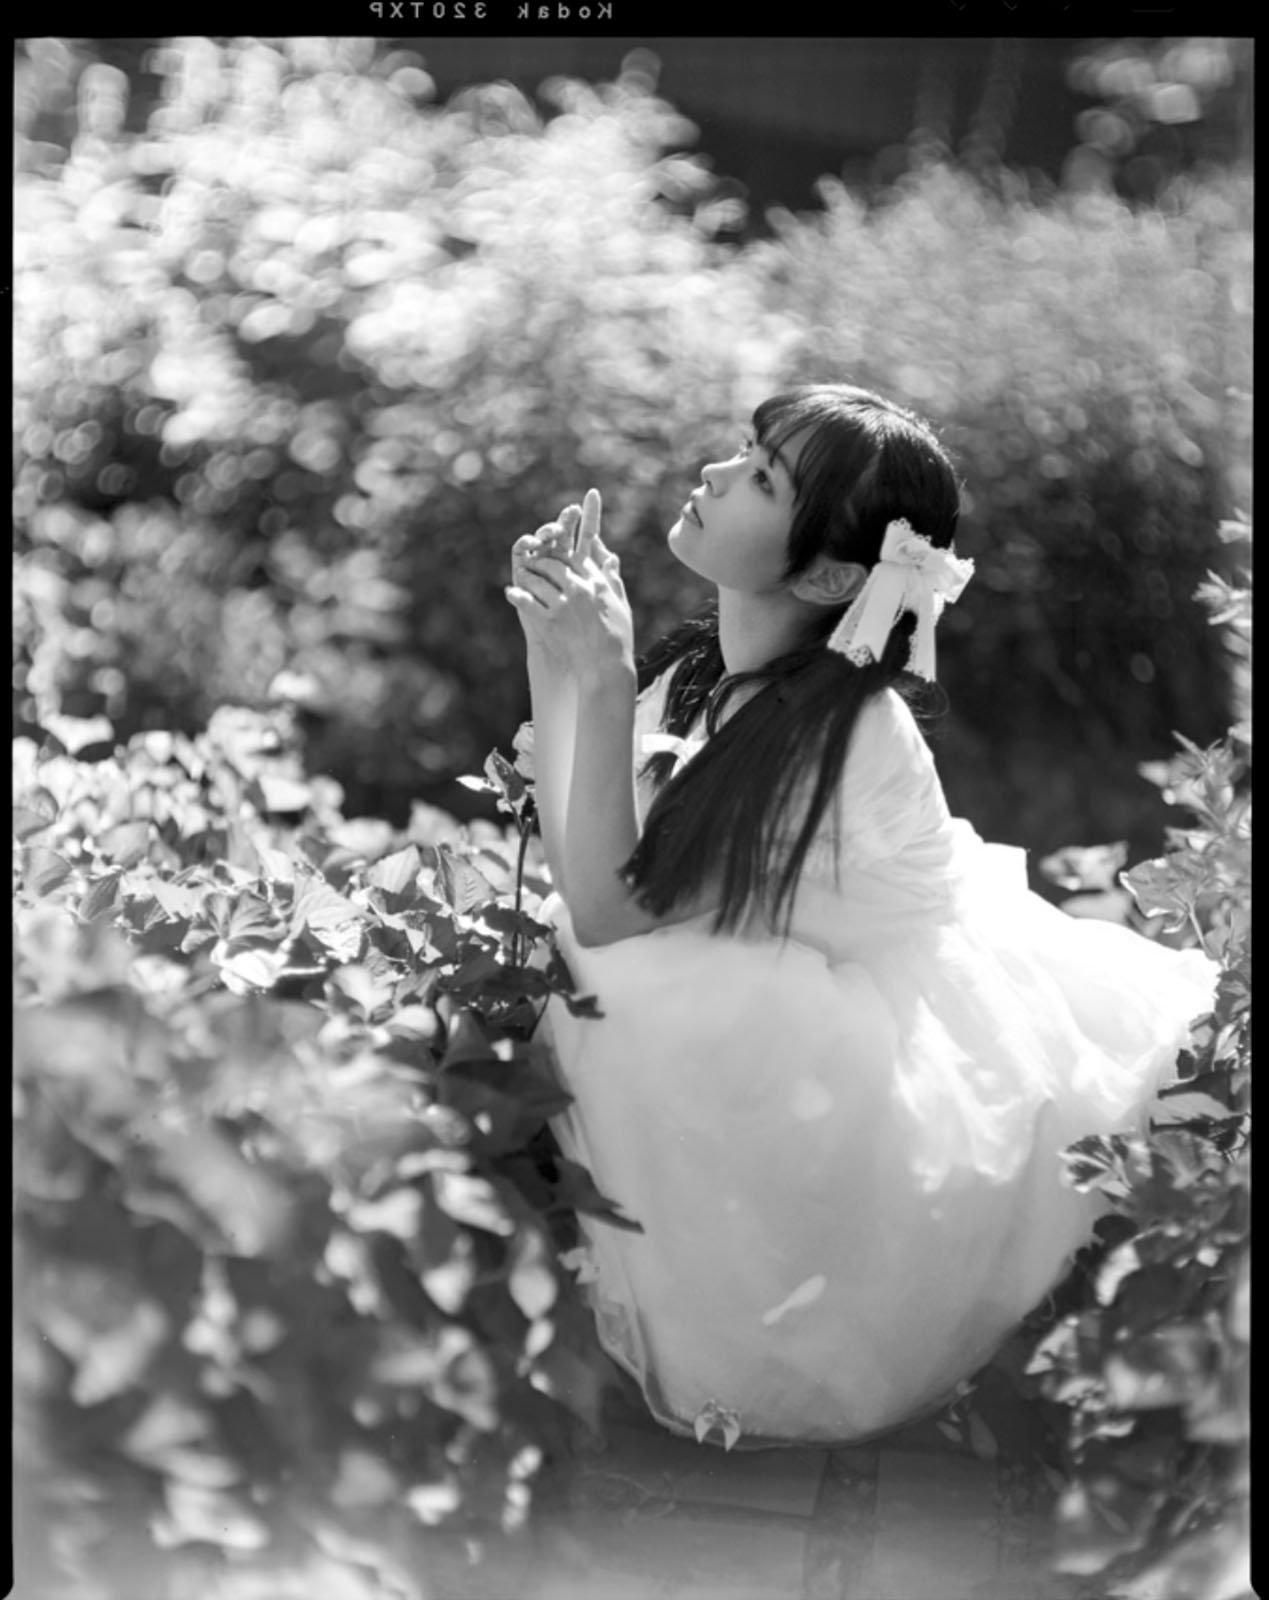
[{"xmin": 13, "ymin": 35, "xmax": 1252, "ymax": 870}]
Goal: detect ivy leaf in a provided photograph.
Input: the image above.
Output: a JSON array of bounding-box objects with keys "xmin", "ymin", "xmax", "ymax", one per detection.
[
  {"xmin": 1150, "ymin": 1091, "xmax": 1235, "ymax": 1127},
  {"xmin": 1158, "ymin": 1068, "xmax": 1237, "ymax": 1105},
  {"xmin": 20, "ymin": 848, "xmax": 74, "ymax": 898},
  {"xmin": 366, "ymin": 844, "xmax": 423, "ymax": 896},
  {"xmin": 483, "ymin": 747, "xmax": 527, "ymax": 811},
  {"xmin": 508, "ymin": 1227, "xmax": 558, "ymax": 1322},
  {"xmin": 478, "ymin": 904, "xmax": 553, "ymax": 942},
  {"xmin": 224, "ymin": 892, "xmax": 283, "ymax": 944},
  {"xmin": 439, "ymin": 1077, "xmax": 522, "ymax": 1156},
  {"xmin": 1103, "ymin": 1327, "xmax": 1214, "ymax": 1412},
  {"xmin": 119, "ymin": 1394, "xmax": 214, "ymax": 1463},
  {"xmin": 225, "ymin": 821, "xmax": 262, "ymax": 875},
  {"xmin": 1062, "ymin": 1134, "xmax": 1151, "ymax": 1199},
  {"xmin": 43, "ymin": 713, "xmax": 114, "ymax": 755},
  {"xmin": 419, "ymin": 1233, "xmax": 478, "ymax": 1316},
  {"xmin": 98, "ymin": 820, "xmax": 153, "ymax": 868},
  {"xmin": 253, "ymin": 774, "xmax": 312, "ymax": 814},
  {"xmin": 551, "ymin": 1158, "xmax": 644, "ymax": 1232},
  {"xmin": 154, "ymin": 1483, "xmax": 269, "ymax": 1553},
  {"xmin": 326, "ymin": 817, "xmax": 397, "ymax": 861},
  {"xmin": 343, "ymin": 1188, "xmax": 423, "ymax": 1241},
  {"xmin": 435, "ymin": 846, "xmax": 495, "ymax": 915},
  {"xmin": 70, "ymin": 876, "xmax": 118, "ymax": 928},
  {"xmin": 150, "ymin": 880, "xmax": 208, "ymax": 922},
  {"xmin": 448, "ymin": 949, "xmax": 503, "ymax": 991},
  {"xmin": 330, "ymin": 1449, "xmax": 402, "ymax": 1511},
  {"xmin": 1120, "ymin": 859, "xmax": 1197, "ymax": 931},
  {"xmin": 432, "ymin": 1171, "xmax": 515, "ymax": 1236},
  {"xmin": 415, "ymin": 1177, "xmax": 461, "ymax": 1270},
  {"xmin": 13, "ymin": 804, "xmax": 57, "ymax": 841},
  {"xmin": 291, "ymin": 873, "xmax": 364, "ymax": 962},
  {"xmin": 440, "ymin": 1009, "xmax": 499, "ymax": 1070},
  {"xmin": 70, "ymin": 1298, "xmax": 171, "ymax": 1406},
  {"xmin": 155, "ymin": 1128, "xmax": 293, "ymax": 1256},
  {"xmin": 530, "ymin": 1339, "xmax": 604, "ymax": 1433},
  {"xmin": 1094, "ymin": 1241, "xmax": 1142, "ymax": 1306},
  {"xmin": 385, "ymin": 1004, "xmax": 439, "ymax": 1041},
  {"xmin": 326, "ymin": 964, "xmax": 396, "ymax": 1021},
  {"xmin": 216, "ymin": 944, "xmax": 291, "ymax": 995}
]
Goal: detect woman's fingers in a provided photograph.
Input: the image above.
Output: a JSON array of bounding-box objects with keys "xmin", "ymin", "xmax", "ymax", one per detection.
[
  {"xmin": 576, "ymin": 487, "xmax": 602, "ymax": 562},
  {"xmin": 513, "ymin": 493, "xmax": 605, "ymax": 589},
  {"xmin": 512, "ymin": 567, "xmax": 567, "ymax": 606},
  {"xmin": 558, "ymin": 504, "xmax": 582, "ymax": 555},
  {"xmin": 512, "ymin": 528, "xmax": 550, "ymax": 574}
]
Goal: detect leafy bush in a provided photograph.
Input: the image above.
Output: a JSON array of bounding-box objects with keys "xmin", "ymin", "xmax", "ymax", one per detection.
[
  {"xmin": 13, "ymin": 705, "xmax": 631, "ymax": 1598},
  {"xmin": 1022, "ymin": 517, "xmax": 1251, "ymax": 1599},
  {"xmin": 1063, "ymin": 37, "xmax": 1254, "ymax": 202},
  {"xmin": 13, "ymin": 39, "xmax": 780, "ymax": 818},
  {"xmin": 14, "ymin": 39, "xmax": 1251, "ymax": 864},
  {"xmin": 754, "ymin": 161, "xmax": 1251, "ymax": 859}
]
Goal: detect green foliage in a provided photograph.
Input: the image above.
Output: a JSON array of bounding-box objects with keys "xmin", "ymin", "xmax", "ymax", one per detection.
[
  {"xmin": 754, "ymin": 161, "xmax": 1250, "ymax": 857},
  {"xmin": 1064, "ymin": 38, "xmax": 1253, "ymax": 201},
  {"xmin": 13, "ymin": 39, "xmax": 775, "ymax": 814},
  {"xmin": 13, "ymin": 703, "xmax": 630, "ymax": 1597},
  {"xmin": 13, "ymin": 38, "xmax": 1251, "ymax": 861},
  {"xmin": 1022, "ymin": 519, "xmax": 1251, "ymax": 1600}
]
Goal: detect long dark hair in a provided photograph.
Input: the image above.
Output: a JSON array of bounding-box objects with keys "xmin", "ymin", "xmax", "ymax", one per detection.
[{"xmin": 620, "ymin": 383, "xmax": 962, "ymax": 936}]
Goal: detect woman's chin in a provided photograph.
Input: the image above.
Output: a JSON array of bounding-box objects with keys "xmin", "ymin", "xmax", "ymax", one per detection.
[
  {"xmin": 667, "ymin": 524, "xmax": 706, "ymax": 576},
  {"xmin": 668, "ymin": 514, "xmax": 697, "ymax": 544}
]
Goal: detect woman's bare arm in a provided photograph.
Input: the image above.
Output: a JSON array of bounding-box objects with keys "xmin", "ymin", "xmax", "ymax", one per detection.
[{"xmin": 524, "ymin": 644, "xmax": 576, "ymax": 900}]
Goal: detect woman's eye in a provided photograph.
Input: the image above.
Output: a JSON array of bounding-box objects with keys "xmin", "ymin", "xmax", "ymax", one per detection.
[{"xmin": 752, "ymin": 468, "xmax": 772, "ymax": 492}]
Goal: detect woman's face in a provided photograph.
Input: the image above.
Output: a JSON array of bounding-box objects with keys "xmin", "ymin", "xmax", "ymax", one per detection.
[{"xmin": 668, "ymin": 431, "xmax": 804, "ymax": 592}]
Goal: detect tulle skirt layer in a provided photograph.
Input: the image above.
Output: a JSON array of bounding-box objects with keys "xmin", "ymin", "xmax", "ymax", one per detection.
[{"xmin": 538, "ymin": 844, "xmax": 1216, "ymax": 1448}]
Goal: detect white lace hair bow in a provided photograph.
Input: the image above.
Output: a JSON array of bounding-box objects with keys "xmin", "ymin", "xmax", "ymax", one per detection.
[{"xmin": 826, "ymin": 519, "xmax": 974, "ymax": 681}]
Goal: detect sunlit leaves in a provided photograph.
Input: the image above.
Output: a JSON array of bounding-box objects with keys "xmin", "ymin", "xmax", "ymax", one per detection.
[
  {"xmin": 13, "ymin": 699, "xmax": 609, "ymax": 1591},
  {"xmin": 432, "ymin": 1171, "xmax": 515, "ymax": 1238},
  {"xmin": 290, "ymin": 873, "xmax": 365, "ymax": 962},
  {"xmin": 19, "ymin": 847, "xmax": 74, "ymax": 898},
  {"xmin": 1031, "ymin": 558, "xmax": 1251, "ymax": 1596},
  {"xmin": 366, "ymin": 843, "xmax": 423, "ymax": 896},
  {"xmin": 14, "ymin": 798, "xmax": 58, "ymax": 840},
  {"xmin": 508, "ymin": 1227, "xmax": 558, "ymax": 1323}
]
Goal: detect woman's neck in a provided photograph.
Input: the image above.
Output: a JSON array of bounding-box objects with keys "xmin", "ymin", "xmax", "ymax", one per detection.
[{"xmin": 715, "ymin": 585, "xmax": 820, "ymax": 676}]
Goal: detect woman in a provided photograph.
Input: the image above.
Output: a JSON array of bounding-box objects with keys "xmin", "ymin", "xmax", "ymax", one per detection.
[{"xmin": 504, "ymin": 383, "xmax": 1215, "ymax": 1449}]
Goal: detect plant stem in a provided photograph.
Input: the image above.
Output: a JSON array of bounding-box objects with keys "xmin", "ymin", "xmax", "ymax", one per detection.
[
  {"xmin": 510, "ymin": 806, "xmax": 532, "ymax": 973},
  {"xmin": 1187, "ymin": 907, "xmax": 1215, "ymax": 961}
]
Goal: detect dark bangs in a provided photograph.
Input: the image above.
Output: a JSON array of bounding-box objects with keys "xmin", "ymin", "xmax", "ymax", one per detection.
[{"xmin": 754, "ymin": 386, "xmax": 959, "ymax": 579}]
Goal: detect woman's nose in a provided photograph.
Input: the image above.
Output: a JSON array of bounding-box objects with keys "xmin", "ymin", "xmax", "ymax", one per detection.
[{"xmin": 701, "ymin": 461, "xmax": 723, "ymax": 492}]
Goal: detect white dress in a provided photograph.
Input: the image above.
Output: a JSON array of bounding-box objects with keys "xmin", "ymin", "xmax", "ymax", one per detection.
[{"xmin": 538, "ymin": 670, "xmax": 1216, "ymax": 1449}]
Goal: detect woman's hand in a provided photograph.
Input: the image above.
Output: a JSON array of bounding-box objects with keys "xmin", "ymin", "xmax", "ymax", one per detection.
[{"xmin": 506, "ymin": 489, "xmax": 634, "ymax": 685}]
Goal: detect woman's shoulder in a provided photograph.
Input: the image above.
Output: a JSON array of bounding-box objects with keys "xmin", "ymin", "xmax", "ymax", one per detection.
[{"xmin": 851, "ymin": 685, "xmax": 935, "ymax": 774}]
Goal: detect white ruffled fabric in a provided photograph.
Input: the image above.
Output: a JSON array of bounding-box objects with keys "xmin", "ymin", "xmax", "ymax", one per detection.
[{"xmin": 537, "ymin": 672, "xmax": 1216, "ymax": 1449}]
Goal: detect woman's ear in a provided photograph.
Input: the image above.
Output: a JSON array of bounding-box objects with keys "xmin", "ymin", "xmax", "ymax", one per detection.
[{"xmin": 789, "ymin": 558, "xmax": 867, "ymax": 609}]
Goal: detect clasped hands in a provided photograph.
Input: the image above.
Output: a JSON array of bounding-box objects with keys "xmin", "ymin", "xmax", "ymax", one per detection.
[{"xmin": 506, "ymin": 487, "xmax": 635, "ymax": 684}]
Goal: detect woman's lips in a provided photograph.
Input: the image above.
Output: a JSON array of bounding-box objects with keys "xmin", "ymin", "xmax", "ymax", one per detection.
[{"xmin": 682, "ymin": 498, "xmax": 703, "ymax": 527}]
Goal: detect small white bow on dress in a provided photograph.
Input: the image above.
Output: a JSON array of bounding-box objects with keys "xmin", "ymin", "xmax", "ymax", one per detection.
[
  {"xmin": 640, "ymin": 730, "xmax": 707, "ymax": 778},
  {"xmin": 827, "ymin": 519, "xmax": 974, "ymax": 681}
]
